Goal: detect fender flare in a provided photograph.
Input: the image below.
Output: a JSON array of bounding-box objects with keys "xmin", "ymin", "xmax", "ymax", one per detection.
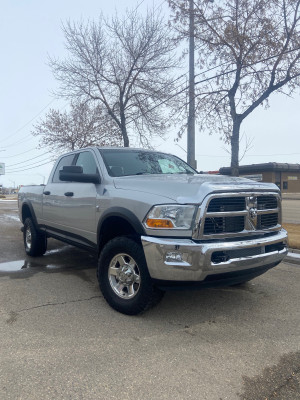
[
  {"xmin": 21, "ymin": 201, "xmax": 38, "ymax": 228},
  {"xmin": 97, "ymin": 207, "xmax": 146, "ymax": 244}
]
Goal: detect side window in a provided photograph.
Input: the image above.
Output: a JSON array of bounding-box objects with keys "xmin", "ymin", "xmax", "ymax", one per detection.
[
  {"xmin": 75, "ymin": 151, "xmax": 99, "ymax": 175},
  {"xmin": 52, "ymin": 154, "xmax": 75, "ymax": 183}
]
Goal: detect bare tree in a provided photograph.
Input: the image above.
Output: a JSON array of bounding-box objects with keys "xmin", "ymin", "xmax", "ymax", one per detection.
[
  {"xmin": 49, "ymin": 9, "xmax": 177, "ymax": 148},
  {"xmin": 32, "ymin": 101, "xmax": 121, "ymax": 154},
  {"xmin": 222, "ymin": 133, "xmax": 254, "ymax": 163},
  {"xmin": 169, "ymin": 0, "xmax": 300, "ymax": 175}
]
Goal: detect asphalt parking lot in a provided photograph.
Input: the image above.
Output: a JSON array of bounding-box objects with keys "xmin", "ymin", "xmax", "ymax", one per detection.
[{"xmin": 0, "ymin": 200, "xmax": 299, "ymax": 400}]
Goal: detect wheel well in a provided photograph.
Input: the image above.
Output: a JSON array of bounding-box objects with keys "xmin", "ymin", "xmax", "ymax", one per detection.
[
  {"xmin": 22, "ymin": 204, "xmax": 33, "ymax": 224},
  {"xmin": 98, "ymin": 216, "xmax": 139, "ymax": 254}
]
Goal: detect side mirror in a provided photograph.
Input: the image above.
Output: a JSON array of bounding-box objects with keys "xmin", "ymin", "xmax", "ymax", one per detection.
[{"xmin": 59, "ymin": 165, "xmax": 101, "ymax": 184}]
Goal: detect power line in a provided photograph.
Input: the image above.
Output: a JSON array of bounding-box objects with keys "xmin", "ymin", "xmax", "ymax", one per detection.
[
  {"xmin": 3, "ymin": 134, "xmax": 36, "ymax": 148},
  {"xmin": 5, "ymin": 151, "xmax": 51, "ymax": 168},
  {"xmin": 135, "ymin": 44, "xmax": 300, "ymax": 123},
  {"xmin": 134, "ymin": 0, "xmax": 147, "ymax": 11},
  {"xmin": 2, "ymin": 103, "xmax": 69, "ymax": 148},
  {"xmin": 5, "ymin": 160, "xmax": 53, "ymax": 173},
  {"xmin": 154, "ymin": 0, "xmax": 166, "ymax": 12},
  {"xmin": 1, "ymin": 98, "xmax": 57, "ymax": 144},
  {"xmin": 0, "ymin": 147, "xmax": 41, "ymax": 159},
  {"xmin": 6, "ymin": 157, "xmax": 53, "ymax": 172},
  {"xmin": 1, "ymin": 0, "xmax": 175, "ymax": 155},
  {"xmin": 3, "ymin": 102, "xmax": 69, "ymax": 148}
]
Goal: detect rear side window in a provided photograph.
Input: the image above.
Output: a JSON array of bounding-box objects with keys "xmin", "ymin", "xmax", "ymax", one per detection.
[
  {"xmin": 52, "ymin": 154, "xmax": 75, "ymax": 183},
  {"xmin": 75, "ymin": 151, "xmax": 99, "ymax": 175}
]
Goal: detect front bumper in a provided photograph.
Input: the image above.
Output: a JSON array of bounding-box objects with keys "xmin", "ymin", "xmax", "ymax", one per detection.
[{"xmin": 141, "ymin": 229, "xmax": 288, "ymax": 282}]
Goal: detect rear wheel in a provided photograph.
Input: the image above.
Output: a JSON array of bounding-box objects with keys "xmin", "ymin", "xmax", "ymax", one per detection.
[
  {"xmin": 98, "ymin": 237, "xmax": 164, "ymax": 315},
  {"xmin": 23, "ymin": 218, "xmax": 47, "ymax": 256}
]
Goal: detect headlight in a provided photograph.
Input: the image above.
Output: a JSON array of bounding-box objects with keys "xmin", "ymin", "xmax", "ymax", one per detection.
[{"xmin": 144, "ymin": 205, "xmax": 196, "ymax": 229}]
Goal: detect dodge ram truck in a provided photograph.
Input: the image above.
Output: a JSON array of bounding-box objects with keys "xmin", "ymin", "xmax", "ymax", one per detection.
[{"xmin": 18, "ymin": 147, "xmax": 288, "ymax": 315}]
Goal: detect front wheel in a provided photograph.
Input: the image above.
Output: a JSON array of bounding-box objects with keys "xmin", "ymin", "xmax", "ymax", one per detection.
[
  {"xmin": 98, "ymin": 237, "xmax": 164, "ymax": 315},
  {"xmin": 23, "ymin": 218, "xmax": 47, "ymax": 257}
]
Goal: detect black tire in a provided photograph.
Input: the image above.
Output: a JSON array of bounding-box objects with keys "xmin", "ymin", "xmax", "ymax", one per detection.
[
  {"xmin": 23, "ymin": 218, "xmax": 47, "ymax": 257},
  {"xmin": 98, "ymin": 237, "xmax": 164, "ymax": 315}
]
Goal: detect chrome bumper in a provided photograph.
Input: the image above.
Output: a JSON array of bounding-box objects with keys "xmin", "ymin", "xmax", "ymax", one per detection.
[{"xmin": 141, "ymin": 229, "xmax": 288, "ymax": 281}]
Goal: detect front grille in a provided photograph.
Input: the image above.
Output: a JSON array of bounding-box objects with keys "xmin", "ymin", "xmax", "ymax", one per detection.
[
  {"xmin": 204, "ymin": 216, "xmax": 244, "ymax": 235},
  {"xmin": 258, "ymin": 213, "xmax": 278, "ymax": 229},
  {"xmin": 207, "ymin": 197, "xmax": 245, "ymax": 212},
  {"xmin": 199, "ymin": 193, "xmax": 280, "ymax": 238},
  {"xmin": 257, "ymin": 196, "xmax": 277, "ymax": 210},
  {"xmin": 211, "ymin": 242, "xmax": 286, "ymax": 264},
  {"xmin": 212, "ymin": 247, "xmax": 262, "ymax": 263}
]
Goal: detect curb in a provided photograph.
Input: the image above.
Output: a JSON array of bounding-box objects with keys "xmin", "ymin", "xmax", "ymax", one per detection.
[
  {"xmin": 282, "ymin": 193, "xmax": 300, "ymax": 200},
  {"xmin": 285, "ymin": 249, "xmax": 300, "ymax": 265}
]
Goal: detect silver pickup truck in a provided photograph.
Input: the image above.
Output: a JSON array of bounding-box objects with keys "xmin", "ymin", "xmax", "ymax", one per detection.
[{"xmin": 18, "ymin": 147, "xmax": 288, "ymax": 315}]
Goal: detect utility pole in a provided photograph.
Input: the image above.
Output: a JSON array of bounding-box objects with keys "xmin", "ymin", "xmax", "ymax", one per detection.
[{"xmin": 187, "ymin": 0, "xmax": 197, "ymax": 170}]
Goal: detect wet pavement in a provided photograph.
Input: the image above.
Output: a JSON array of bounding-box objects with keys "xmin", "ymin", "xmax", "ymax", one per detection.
[
  {"xmin": 0, "ymin": 199, "xmax": 97, "ymax": 273},
  {"xmin": 0, "ymin": 200, "xmax": 299, "ymax": 400}
]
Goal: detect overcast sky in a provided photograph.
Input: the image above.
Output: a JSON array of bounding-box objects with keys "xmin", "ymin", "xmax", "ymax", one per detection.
[{"xmin": 0, "ymin": 0, "xmax": 300, "ymax": 188}]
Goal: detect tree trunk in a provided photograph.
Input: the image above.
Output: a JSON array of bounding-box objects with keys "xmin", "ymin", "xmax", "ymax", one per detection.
[
  {"xmin": 230, "ymin": 118, "xmax": 241, "ymax": 176},
  {"xmin": 120, "ymin": 109, "xmax": 129, "ymax": 147}
]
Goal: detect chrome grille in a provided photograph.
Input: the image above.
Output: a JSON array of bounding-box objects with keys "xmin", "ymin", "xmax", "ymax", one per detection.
[{"xmin": 197, "ymin": 192, "xmax": 281, "ymax": 239}]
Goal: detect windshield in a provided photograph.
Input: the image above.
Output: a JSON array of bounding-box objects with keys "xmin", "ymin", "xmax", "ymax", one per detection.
[{"xmin": 99, "ymin": 149, "xmax": 196, "ymax": 177}]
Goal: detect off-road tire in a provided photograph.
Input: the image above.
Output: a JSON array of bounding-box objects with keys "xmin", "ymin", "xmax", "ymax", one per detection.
[
  {"xmin": 98, "ymin": 236, "xmax": 164, "ymax": 315},
  {"xmin": 23, "ymin": 218, "xmax": 47, "ymax": 257}
]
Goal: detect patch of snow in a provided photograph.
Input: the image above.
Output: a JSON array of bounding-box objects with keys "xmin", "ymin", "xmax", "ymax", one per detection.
[
  {"xmin": 4, "ymin": 215, "xmax": 20, "ymax": 222},
  {"xmin": 46, "ymin": 246, "xmax": 72, "ymax": 254}
]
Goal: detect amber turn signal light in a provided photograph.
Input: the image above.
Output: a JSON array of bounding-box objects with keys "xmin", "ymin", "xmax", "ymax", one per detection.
[{"xmin": 146, "ymin": 218, "xmax": 174, "ymax": 228}]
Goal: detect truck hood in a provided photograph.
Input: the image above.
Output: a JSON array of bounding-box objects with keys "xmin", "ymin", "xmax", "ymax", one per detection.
[{"xmin": 113, "ymin": 174, "xmax": 279, "ymax": 204}]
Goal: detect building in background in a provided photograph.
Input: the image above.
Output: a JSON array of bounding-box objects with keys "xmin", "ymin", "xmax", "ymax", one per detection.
[{"xmin": 219, "ymin": 163, "xmax": 300, "ymax": 193}]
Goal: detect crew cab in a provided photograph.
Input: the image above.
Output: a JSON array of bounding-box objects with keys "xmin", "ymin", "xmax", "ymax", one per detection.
[{"xmin": 18, "ymin": 147, "xmax": 288, "ymax": 314}]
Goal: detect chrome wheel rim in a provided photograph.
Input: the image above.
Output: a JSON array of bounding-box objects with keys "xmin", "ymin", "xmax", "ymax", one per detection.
[
  {"xmin": 25, "ymin": 226, "xmax": 32, "ymax": 250},
  {"xmin": 108, "ymin": 253, "xmax": 141, "ymax": 299}
]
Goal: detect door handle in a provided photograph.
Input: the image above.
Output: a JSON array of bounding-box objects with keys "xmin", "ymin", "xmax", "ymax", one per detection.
[
  {"xmin": 43, "ymin": 191, "xmax": 51, "ymax": 195},
  {"xmin": 64, "ymin": 192, "xmax": 74, "ymax": 197}
]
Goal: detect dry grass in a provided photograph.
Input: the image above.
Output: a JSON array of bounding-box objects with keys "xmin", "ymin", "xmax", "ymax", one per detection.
[{"xmin": 283, "ymin": 223, "xmax": 300, "ymax": 250}]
